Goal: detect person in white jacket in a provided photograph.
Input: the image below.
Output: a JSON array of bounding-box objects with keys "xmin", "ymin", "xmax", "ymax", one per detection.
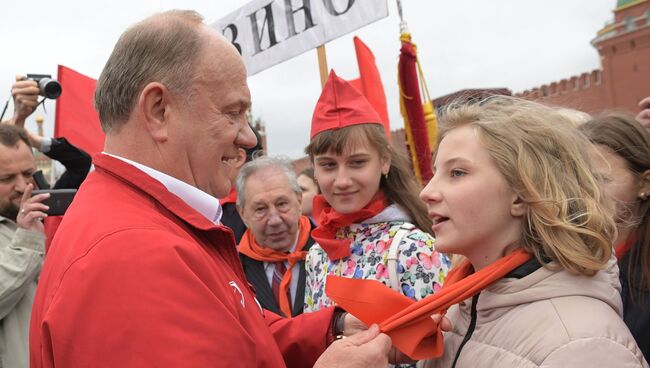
[{"xmin": 419, "ymin": 96, "xmax": 648, "ymax": 368}]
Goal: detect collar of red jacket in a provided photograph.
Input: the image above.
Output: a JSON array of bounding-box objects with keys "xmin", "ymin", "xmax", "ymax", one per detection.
[{"xmin": 92, "ymin": 153, "xmax": 221, "ymax": 232}]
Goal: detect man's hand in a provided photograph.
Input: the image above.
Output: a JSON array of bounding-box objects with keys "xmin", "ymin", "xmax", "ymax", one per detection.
[
  {"xmin": 314, "ymin": 324, "xmax": 391, "ymax": 368},
  {"xmin": 637, "ymin": 96, "xmax": 650, "ymax": 132},
  {"xmin": 340, "ymin": 312, "xmax": 453, "ymax": 364},
  {"xmin": 16, "ymin": 184, "xmax": 49, "ymax": 233},
  {"xmin": 10, "ymin": 75, "xmax": 40, "ymax": 128}
]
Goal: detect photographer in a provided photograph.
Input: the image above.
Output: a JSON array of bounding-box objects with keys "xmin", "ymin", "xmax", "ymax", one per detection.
[
  {"xmin": 0, "ymin": 124, "xmax": 49, "ymax": 368},
  {"xmin": 0, "ymin": 75, "xmax": 91, "ymax": 368},
  {"xmin": 7, "ymin": 75, "xmax": 91, "ymax": 190}
]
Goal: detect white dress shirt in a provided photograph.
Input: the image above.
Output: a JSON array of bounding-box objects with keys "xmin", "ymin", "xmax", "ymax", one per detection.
[{"xmin": 104, "ymin": 153, "xmax": 223, "ymax": 224}]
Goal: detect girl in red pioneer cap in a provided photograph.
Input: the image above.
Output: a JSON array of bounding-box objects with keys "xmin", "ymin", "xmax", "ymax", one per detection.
[{"xmin": 303, "ymin": 70, "xmax": 450, "ymax": 315}]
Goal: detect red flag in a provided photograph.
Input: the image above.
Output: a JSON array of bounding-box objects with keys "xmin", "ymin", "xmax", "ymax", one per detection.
[
  {"xmin": 399, "ymin": 40, "xmax": 433, "ymax": 182},
  {"xmin": 54, "ymin": 65, "xmax": 105, "ymax": 154},
  {"xmin": 352, "ymin": 37, "xmax": 391, "ymax": 138}
]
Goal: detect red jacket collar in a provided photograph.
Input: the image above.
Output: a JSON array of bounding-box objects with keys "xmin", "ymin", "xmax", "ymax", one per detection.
[{"xmin": 93, "ymin": 153, "xmax": 221, "ymax": 232}]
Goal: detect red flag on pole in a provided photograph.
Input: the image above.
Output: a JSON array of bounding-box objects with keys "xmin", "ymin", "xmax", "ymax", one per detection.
[
  {"xmin": 54, "ymin": 65, "xmax": 105, "ymax": 154},
  {"xmin": 398, "ymin": 38, "xmax": 433, "ymax": 183}
]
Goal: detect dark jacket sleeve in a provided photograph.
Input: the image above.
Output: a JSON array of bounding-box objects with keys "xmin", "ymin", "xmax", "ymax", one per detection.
[
  {"xmin": 45, "ymin": 137, "xmax": 92, "ymax": 189},
  {"xmin": 221, "ymin": 203, "xmax": 247, "ymax": 243}
]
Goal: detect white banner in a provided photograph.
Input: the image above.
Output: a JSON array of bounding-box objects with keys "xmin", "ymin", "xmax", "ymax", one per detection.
[{"xmin": 212, "ymin": 0, "xmax": 388, "ymax": 76}]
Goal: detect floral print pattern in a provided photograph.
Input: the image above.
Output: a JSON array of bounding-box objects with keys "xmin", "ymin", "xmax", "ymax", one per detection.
[{"xmin": 304, "ymin": 221, "xmax": 451, "ymax": 312}]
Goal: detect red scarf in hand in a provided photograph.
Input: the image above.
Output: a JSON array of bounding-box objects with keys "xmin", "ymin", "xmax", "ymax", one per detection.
[
  {"xmin": 311, "ymin": 192, "xmax": 388, "ymax": 260},
  {"xmin": 238, "ymin": 216, "xmax": 312, "ymax": 317},
  {"xmin": 325, "ymin": 248, "xmax": 532, "ymax": 360}
]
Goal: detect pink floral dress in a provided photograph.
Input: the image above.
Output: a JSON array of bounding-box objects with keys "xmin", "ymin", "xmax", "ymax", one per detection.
[{"xmin": 304, "ymin": 206, "xmax": 450, "ymax": 312}]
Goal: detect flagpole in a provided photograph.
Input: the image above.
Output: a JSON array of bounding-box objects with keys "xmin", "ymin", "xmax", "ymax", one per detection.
[{"xmin": 316, "ymin": 45, "xmax": 328, "ymax": 88}]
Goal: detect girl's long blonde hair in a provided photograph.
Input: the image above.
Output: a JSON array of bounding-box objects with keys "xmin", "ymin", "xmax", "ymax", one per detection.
[{"xmin": 440, "ymin": 96, "xmax": 616, "ymax": 276}]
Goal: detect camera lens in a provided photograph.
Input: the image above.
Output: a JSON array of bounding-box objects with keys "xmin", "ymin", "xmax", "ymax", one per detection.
[{"xmin": 39, "ymin": 78, "xmax": 62, "ymax": 99}]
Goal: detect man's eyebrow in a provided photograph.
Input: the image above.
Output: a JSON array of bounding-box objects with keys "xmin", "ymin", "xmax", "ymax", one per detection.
[{"xmin": 222, "ymin": 99, "xmax": 250, "ymax": 110}]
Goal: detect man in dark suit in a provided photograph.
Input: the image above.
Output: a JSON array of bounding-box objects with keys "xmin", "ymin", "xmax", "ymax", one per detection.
[{"xmin": 236, "ymin": 156, "xmax": 315, "ymax": 317}]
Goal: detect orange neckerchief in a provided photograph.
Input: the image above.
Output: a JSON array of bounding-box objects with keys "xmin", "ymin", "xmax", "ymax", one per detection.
[
  {"xmin": 219, "ymin": 188, "xmax": 237, "ymax": 206},
  {"xmin": 311, "ymin": 192, "xmax": 387, "ymax": 260},
  {"xmin": 325, "ymin": 248, "xmax": 532, "ymax": 360},
  {"xmin": 238, "ymin": 216, "xmax": 312, "ymax": 317},
  {"xmin": 615, "ymin": 233, "xmax": 637, "ymax": 260}
]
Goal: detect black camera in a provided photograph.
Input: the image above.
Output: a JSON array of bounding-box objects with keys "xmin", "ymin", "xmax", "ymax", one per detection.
[{"xmin": 26, "ymin": 74, "xmax": 62, "ymax": 99}]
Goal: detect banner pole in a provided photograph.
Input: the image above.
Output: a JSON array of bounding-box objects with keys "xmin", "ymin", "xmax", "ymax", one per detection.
[{"xmin": 317, "ymin": 45, "xmax": 328, "ymax": 88}]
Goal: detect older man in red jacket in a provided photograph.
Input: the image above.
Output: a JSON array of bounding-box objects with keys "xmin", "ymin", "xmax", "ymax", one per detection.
[{"xmin": 29, "ymin": 10, "xmax": 390, "ymax": 368}]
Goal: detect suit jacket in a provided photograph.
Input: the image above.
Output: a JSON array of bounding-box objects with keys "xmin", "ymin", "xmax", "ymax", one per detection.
[
  {"xmin": 240, "ymin": 221, "xmax": 316, "ymax": 317},
  {"xmin": 43, "ymin": 137, "xmax": 92, "ymax": 189},
  {"xmin": 220, "ymin": 202, "xmax": 247, "ymax": 243}
]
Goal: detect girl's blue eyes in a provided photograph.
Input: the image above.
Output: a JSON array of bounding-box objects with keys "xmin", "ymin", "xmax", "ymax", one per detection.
[{"xmin": 450, "ymin": 169, "xmax": 466, "ymax": 177}]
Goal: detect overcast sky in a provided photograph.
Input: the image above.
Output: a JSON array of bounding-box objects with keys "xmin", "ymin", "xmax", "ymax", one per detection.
[{"xmin": 0, "ymin": 0, "xmax": 615, "ymax": 158}]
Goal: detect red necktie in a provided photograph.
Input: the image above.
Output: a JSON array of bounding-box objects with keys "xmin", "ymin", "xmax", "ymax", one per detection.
[{"xmin": 272, "ymin": 262, "xmax": 290, "ymax": 310}]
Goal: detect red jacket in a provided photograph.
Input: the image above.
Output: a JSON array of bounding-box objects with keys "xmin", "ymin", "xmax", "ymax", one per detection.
[{"xmin": 30, "ymin": 154, "xmax": 333, "ymax": 368}]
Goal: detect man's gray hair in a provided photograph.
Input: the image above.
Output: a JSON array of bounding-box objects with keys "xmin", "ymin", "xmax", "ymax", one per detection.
[
  {"xmin": 94, "ymin": 10, "xmax": 204, "ymax": 133},
  {"xmin": 236, "ymin": 156, "xmax": 301, "ymax": 209}
]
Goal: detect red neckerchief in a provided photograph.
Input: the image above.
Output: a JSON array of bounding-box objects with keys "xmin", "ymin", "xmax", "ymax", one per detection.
[
  {"xmin": 219, "ymin": 188, "xmax": 237, "ymax": 206},
  {"xmin": 311, "ymin": 192, "xmax": 387, "ymax": 260},
  {"xmin": 238, "ymin": 216, "xmax": 312, "ymax": 317},
  {"xmin": 615, "ymin": 233, "xmax": 637, "ymax": 260},
  {"xmin": 325, "ymin": 248, "xmax": 532, "ymax": 360}
]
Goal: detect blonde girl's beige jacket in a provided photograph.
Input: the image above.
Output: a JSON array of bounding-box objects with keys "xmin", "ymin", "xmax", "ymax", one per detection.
[{"xmin": 423, "ymin": 256, "xmax": 648, "ymax": 368}]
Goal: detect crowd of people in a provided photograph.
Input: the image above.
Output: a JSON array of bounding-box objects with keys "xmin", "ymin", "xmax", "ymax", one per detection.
[{"xmin": 1, "ymin": 8, "xmax": 650, "ymax": 368}]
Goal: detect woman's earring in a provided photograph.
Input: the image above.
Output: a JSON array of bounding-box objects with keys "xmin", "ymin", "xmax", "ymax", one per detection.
[
  {"xmin": 641, "ymin": 192, "xmax": 648, "ymax": 200},
  {"xmin": 383, "ymin": 172, "xmax": 389, "ymax": 180}
]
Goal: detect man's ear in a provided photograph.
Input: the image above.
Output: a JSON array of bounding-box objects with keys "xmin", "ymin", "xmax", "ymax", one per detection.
[
  {"xmin": 138, "ymin": 82, "xmax": 172, "ymax": 143},
  {"xmin": 510, "ymin": 194, "xmax": 527, "ymax": 217}
]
